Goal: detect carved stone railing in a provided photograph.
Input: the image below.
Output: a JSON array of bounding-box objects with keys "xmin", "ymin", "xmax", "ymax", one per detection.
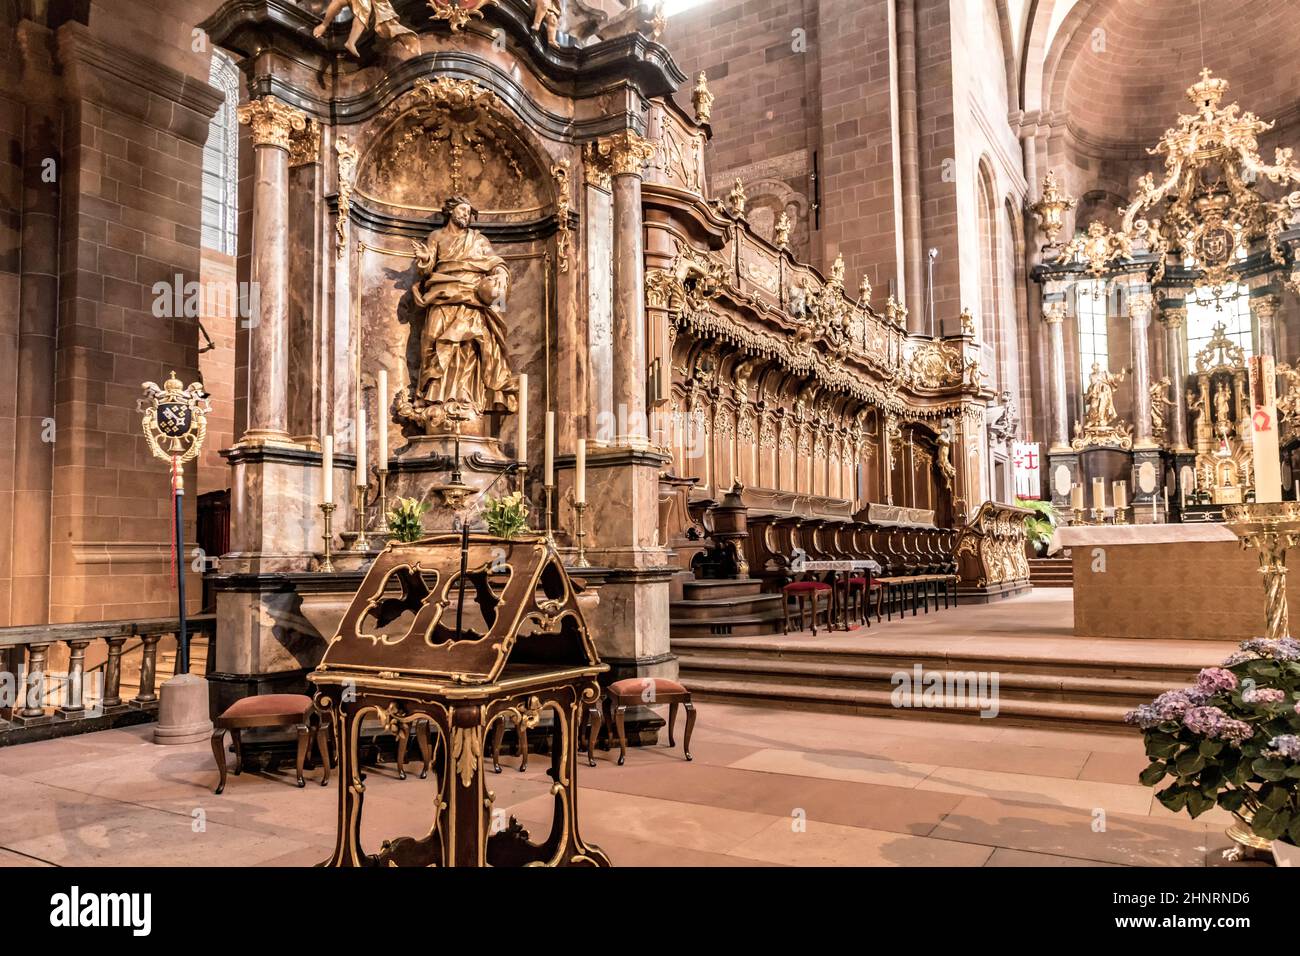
[
  {"xmin": 0, "ymin": 614, "xmax": 216, "ymax": 742},
  {"xmin": 953, "ymin": 501, "xmax": 1033, "ymax": 600}
]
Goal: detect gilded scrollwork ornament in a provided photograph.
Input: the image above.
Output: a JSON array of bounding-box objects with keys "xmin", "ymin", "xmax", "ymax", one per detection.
[
  {"xmin": 551, "ymin": 158, "xmax": 572, "ymax": 273},
  {"xmin": 335, "ymin": 135, "xmax": 359, "ymax": 260}
]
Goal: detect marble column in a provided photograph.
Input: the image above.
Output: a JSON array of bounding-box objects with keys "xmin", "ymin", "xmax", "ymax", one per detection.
[
  {"xmin": 1042, "ymin": 295, "xmax": 1070, "ymax": 451},
  {"xmin": 1252, "ymin": 292, "xmax": 1280, "ymax": 361},
  {"xmin": 1129, "ymin": 284, "xmax": 1156, "ymax": 449},
  {"xmin": 237, "ymin": 96, "xmax": 307, "ymax": 445},
  {"xmin": 1160, "ymin": 302, "xmax": 1191, "ymax": 452},
  {"xmin": 600, "ymin": 130, "xmax": 656, "ymax": 446}
]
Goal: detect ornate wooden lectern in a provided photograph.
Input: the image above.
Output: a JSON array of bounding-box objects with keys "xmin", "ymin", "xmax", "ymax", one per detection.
[{"xmin": 311, "ymin": 533, "xmax": 610, "ymax": 867}]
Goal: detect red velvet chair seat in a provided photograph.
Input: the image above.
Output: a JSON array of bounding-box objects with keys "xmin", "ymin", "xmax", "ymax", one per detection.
[
  {"xmin": 783, "ymin": 581, "xmax": 830, "ymax": 592},
  {"xmin": 219, "ymin": 693, "xmax": 313, "ymax": 719},
  {"xmin": 609, "ymin": 676, "xmax": 688, "ymax": 697}
]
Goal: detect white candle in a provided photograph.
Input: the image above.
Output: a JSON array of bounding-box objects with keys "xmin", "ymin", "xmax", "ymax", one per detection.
[
  {"xmin": 376, "ymin": 370, "xmax": 388, "ymax": 465},
  {"xmin": 1113, "ymin": 480, "xmax": 1127, "ymax": 509},
  {"xmin": 1294, "ymin": 480, "xmax": 1298, "ymax": 501},
  {"xmin": 1092, "ymin": 477, "xmax": 1106, "ymax": 511},
  {"xmin": 1070, "ymin": 483, "xmax": 1084, "ymax": 511},
  {"xmin": 544, "ymin": 411, "xmax": 555, "ymax": 487},
  {"xmin": 517, "ymin": 373, "xmax": 528, "ymax": 464},
  {"xmin": 1152, "ymin": 496, "xmax": 1158, "ymax": 523},
  {"xmin": 575, "ymin": 439, "xmax": 586, "ymax": 504},
  {"xmin": 356, "ymin": 402, "xmax": 367, "ymax": 486},
  {"xmin": 322, "ymin": 434, "xmax": 333, "ymax": 502}
]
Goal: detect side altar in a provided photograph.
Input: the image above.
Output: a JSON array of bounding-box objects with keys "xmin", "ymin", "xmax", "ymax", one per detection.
[{"xmin": 198, "ymin": 0, "xmax": 1000, "ymax": 733}]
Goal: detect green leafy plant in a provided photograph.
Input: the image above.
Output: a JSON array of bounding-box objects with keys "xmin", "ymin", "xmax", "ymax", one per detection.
[
  {"xmin": 1015, "ymin": 497, "xmax": 1057, "ymax": 555},
  {"xmin": 483, "ymin": 490, "xmax": 530, "ymax": 539},
  {"xmin": 387, "ymin": 496, "xmax": 430, "ymax": 543},
  {"xmin": 1127, "ymin": 637, "xmax": 1300, "ymax": 849}
]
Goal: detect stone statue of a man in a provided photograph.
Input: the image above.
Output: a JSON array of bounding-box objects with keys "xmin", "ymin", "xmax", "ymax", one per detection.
[{"xmin": 401, "ymin": 196, "xmax": 517, "ymax": 432}]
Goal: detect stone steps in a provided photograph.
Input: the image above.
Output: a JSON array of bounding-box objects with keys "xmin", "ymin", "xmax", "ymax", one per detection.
[
  {"xmin": 670, "ymin": 593, "xmax": 784, "ymax": 619},
  {"xmin": 681, "ymin": 578, "xmax": 767, "ymax": 601},
  {"xmin": 670, "ymin": 611, "xmax": 787, "ymax": 638},
  {"xmin": 674, "ymin": 675, "xmax": 1131, "ymax": 729},
  {"xmin": 1028, "ymin": 557, "xmax": 1073, "ymax": 588},
  {"xmin": 673, "ymin": 637, "xmax": 1200, "ymax": 729},
  {"xmin": 671, "ymin": 577, "xmax": 787, "ymax": 638}
]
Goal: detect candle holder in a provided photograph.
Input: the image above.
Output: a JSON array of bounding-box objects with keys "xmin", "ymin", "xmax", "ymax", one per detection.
[
  {"xmin": 352, "ymin": 484, "xmax": 371, "ymax": 551},
  {"xmin": 319, "ymin": 501, "xmax": 337, "ymax": 572},
  {"xmin": 569, "ymin": 495, "xmax": 591, "ymax": 568},
  {"xmin": 1071, "ymin": 507, "xmax": 1086, "ymax": 526},
  {"xmin": 376, "ymin": 466, "xmax": 390, "ymax": 534},
  {"xmin": 1091, "ymin": 506, "xmax": 1106, "ymax": 525},
  {"xmin": 1114, "ymin": 506, "xmax": 1129, "ymax": 526},
  {"xmin": 542, "ymin": 482, "xmax": 556, "ymax": 550}
]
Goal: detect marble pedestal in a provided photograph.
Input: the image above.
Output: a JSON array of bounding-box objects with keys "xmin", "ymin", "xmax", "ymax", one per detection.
[
  {"xmin": 558, "ymin": 446, "xmax": 677, "ymax": 746},
  {"xmin": 1047, "ymin": 451, "xmax": 1079, "ymax": 512},
  {"xmin": 1130, "ymin": 448, "xmax": 1164, "ymax": 524}
]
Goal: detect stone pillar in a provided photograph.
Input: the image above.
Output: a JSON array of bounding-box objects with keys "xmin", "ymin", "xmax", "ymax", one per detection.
[
  {"xmin": 1160, "ymin": 302, "xmax": 1191, "ymax": 452},
  {"xmin": 599, "ymin": 130, "xmax": 656, "ymax": 446},
  {"xmin": 236, "ymin": 97, "xmax": 307, "ymax": 445},
  {"xmin": 1252, "ymin": 291, "xmax": 1280, "ymax": 361},
  {"xmin": 1129, "ymin": 283, "xmax": 1156, "ymax": 449},
  {"xmin": 1042, "ymin": 294, "xmax": 1070, "ymax": 452}
]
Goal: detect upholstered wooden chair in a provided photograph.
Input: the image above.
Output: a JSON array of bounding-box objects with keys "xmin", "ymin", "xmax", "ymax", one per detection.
[
  {"xmin": 599, "ymin": 677, "xmax": 696, "ymax": 766},
  {"xmin": 210, "ymin": 693, "xmax": 329, "ymax": 795},
  {"xmin": 781, "ymin": 579, "xmax": 831, "ymax": 634}
]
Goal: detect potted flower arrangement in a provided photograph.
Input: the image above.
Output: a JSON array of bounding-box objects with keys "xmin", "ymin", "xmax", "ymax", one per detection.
[
  {"xmin": 386, "ymin": 496, "xmax": 430, "ymax": 543},
  {"xmin": 482, "ymin": 490, "xmax": 530, "ymax": 540},
  {"xmin": 1126, "ymin": 636, "xmax": 1300, "ymax": 865}
]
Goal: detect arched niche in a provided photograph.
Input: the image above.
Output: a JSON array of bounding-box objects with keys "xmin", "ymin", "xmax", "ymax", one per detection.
[{"xmin": 355, "ymin": 77, "xmax": 553, "ymax": 221}]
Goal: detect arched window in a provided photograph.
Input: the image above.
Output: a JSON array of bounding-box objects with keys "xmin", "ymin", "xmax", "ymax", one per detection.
[
  {"xmin": 976, "ymin": 163, "xmax": 1000, "ymax": 388},
  {"xmin": 202, "ymin": 50, "xmax": 240, "ymax": 256},
  {"xmin": 1076, "ymin": 279, "xmax": 1109, "ymax": 383},
  {"xmin": 1186, "ymin": 284, "xmax": 1252, "ymax": 360}
]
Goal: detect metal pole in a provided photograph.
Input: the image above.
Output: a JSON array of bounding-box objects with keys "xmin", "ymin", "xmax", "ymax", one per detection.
[{"xmin": 172, "ymin": 455, "xmax": 189, "ymax": 675}]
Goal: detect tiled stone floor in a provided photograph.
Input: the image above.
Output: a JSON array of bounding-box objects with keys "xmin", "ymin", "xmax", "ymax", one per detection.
[{"xmin": 0, "ymin": 700, "xmax": 1263, "ymax": 866}]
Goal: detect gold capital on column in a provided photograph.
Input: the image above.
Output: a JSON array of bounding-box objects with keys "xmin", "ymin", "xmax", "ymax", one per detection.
[
  {"xmin": 595, "ymin": 129, "xmax": 657, "ymax": 178},
  {"xmin": 238, "ymin": 97, "xmax": 308, "ymax": 151},
  {"xmin": 1042, "ymin": 301, "xmax": 1066, "ymax": 324},
  {"xmin": 1128, "ymin": 289, "xmax": 1154, "ymax": 322},
  {"xmin": 1252, "ymin": 294, "xmax": 1280, "ymax": 322},
  {"xmin": 1160, "ymin": 305, "xmax": 1187, "ymax": 330}
]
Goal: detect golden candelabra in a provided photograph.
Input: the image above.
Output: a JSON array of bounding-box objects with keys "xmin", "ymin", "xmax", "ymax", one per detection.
[
  {"xmin": 571, "ymin": 499, "xmax": 590, "ymax": 568},
  {"xmin": 1114, "ymin": 506, "xmax": 1128, "ymax": 526},
  {"xmin": 376, "ymin": 466, "xmax": 390, "ymax": 535},
  {"xmin": 319, "ymin": 502, "xmax": 337, "ymax": 573},
  {"xmin": 352, "ymin": 483, "xmax": 371, "ymax": 551},
  {"xmin": 542, "ymin": 482, "xmax": 556, "ymax": 550}
]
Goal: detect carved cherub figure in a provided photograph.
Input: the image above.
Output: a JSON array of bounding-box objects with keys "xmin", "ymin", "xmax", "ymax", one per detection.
[
  {"xmin": 313, "ymin": 0, "xmax": 419, "ymax": 58},
  {"xmin": 531, "ymin": 0, "xmax": 561, "ymax": 45}
]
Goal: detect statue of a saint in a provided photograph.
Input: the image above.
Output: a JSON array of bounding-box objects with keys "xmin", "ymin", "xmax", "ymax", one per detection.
[
  {"xmin": 399, "ymin": 196, "xmax": 516, "ymax": 432},
  {"xmin": 1213, "ymin": 380, "xmax": 1233, "ymax": 434},
  {"xmin": 1150, "ymin": 377, "xmax": 1174, "ymax": 440},
  {"xmin": 1083, "ymin": 363, "xmax": 1126, "ymax": 427}
]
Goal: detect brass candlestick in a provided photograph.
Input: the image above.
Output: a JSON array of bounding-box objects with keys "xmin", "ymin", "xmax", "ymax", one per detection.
[
  {"xmin": 542, "ymin": 482, "xmax": 556, "ymax": 549},
  {"xmin": 1114, "ymin": 506, "xmax": 1129, "ymax": 526},
  {"xmin": 352, "ymin": 484, "xmax": 371, "ymax": 551},
  {"xmin": 376, "ymin": 466, "xmax": 390, "ymax": 534},
  {"xmin": 319, "ymin": 502, "xmax": 337, "ymax": 572},
  {"xmin": 571, "ymin": 499, "xmax": 591, "ymax": 567},
  {"xmin": 1071, "ymin": 507, "xmax": 1086, "ymax": 526},
  {"xmin": 1091, "ymin": 506, "xmax": 1105, "ymax": 525}
]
